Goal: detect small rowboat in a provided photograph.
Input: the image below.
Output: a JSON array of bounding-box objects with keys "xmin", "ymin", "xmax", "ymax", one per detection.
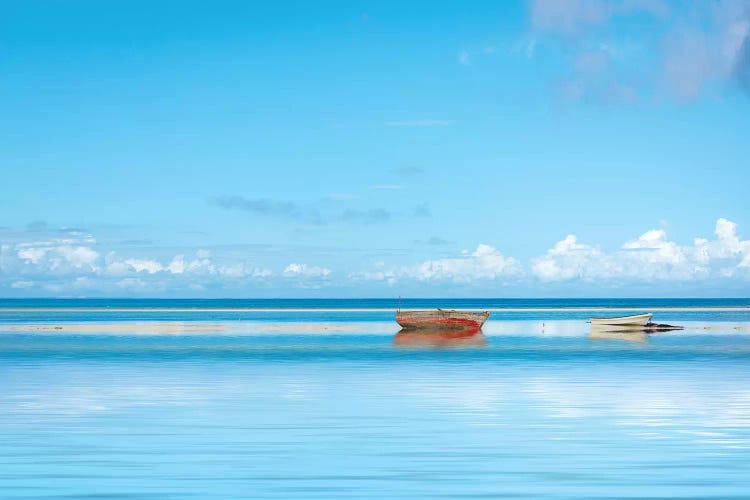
[
  {"xmin": 590, "ymin": 313, "xmax": 652, "ymax": 327},
  {"xmin": 396, "ymin": 309, "xmax": 490, "ymax": 331}
]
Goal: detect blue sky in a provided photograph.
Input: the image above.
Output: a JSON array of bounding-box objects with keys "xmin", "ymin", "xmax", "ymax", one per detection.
[{"xmin": 1, "ymin": 0, "xmax": 749, "ymax": 297}]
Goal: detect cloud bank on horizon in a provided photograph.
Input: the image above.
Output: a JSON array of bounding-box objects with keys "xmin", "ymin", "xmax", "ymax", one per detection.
[{"xmin": 1, "ymin": 218, "xmax": 748, "ymax": 296}]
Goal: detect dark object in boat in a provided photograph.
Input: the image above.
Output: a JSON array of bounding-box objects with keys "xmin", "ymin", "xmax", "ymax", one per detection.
[{"xmin": 644, "ymin": 322, "xmax": 684, "ymax": 333}]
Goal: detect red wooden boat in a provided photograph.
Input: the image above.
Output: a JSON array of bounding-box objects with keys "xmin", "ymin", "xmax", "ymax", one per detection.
[{"xmin": 395, "ymin": 309, "xmax": 490, "ymax": 331}]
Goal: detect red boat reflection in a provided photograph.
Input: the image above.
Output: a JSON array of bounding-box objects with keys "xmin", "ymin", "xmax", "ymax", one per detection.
[{"xmin": 393, "ymin": 327, "xmax": 487, "ymax": 349}]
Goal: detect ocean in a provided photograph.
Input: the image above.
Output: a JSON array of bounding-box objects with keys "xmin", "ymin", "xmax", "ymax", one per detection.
[{"xmin": 2, "ymin": 299, "xmax": 750, "ymax": 499}]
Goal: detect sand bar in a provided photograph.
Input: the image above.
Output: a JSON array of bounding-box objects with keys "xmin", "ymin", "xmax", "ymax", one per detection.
[
  {"xmin": 5, "ymin": 322, "xmax": 228, "ymax": 333},
  {"xmin": 3, "ymin": 321, "xmax": 389, "ymax": 334},
  {"xmin": 4, "ymin": 320, "xmax": 750, "ymax": 335},
  {"xmin": 0, "ymin": 307, "xmax": 749, "ymax": 313}
]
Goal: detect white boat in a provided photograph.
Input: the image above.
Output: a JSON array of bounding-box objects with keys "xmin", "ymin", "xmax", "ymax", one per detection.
[{"xmin": 590, "ymin": 313, "xmax": 652, "ymax": 327}]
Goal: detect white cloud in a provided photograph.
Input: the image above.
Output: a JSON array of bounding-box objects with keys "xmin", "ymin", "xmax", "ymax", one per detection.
[
  {"xmin": 459, "ymin": 50, "xmax": 471, "ymax": 65},
  {"xmin": 16, "ymin": 243, "xmax": 100, "ymax": 273},
  {"xmin": 352, "ymin": 244, "xmax": 521, "ymax": 284},
  {"xmin": 3, "ymin": 218, "xmax": 749, "ymax": 294},
  {"xmin": 532, "ymin": 218, "xmax": 750, "ymax": 282},
  {"xmin": 218, "ymin": 263, "xmax": 272, "ymax": 279},
  {"xmin": 104, "ymin": 254, "xmax": 218, "ymax": 276},
  {"xmin": 103, "ymin": 253, "xmax": 129, "ymax": 275},
  {"xmin": 58, "ymin": 246, "xmax": 100, "ymax": 269},
  {"xmin": 165, "ymin": 255, "xmax": 214, "ymax": 275},
  {"xmin": 283, "ymin": 263, "xmax": 332, "ymax": 278},
  {"xmin": 0, "ymin": 229, "xmax": 276, "ymax": 294},
  {"xmin": 17, "ymin": 247, "xmax": 47, "ymax": 265},
  {"xmin": 413, "ymin": 244, "xmax": 521, "ymax": 282},
  {"xmin": 532, "ymin": 235, "xmax": 602, "ymax": 282},
  {"xmin": 622, "ymin": 229, "xmax": 686, "ymax": 265},
  {"xmin": 122, "ymin": 258, "xmax": 163, "ymax": 274}
]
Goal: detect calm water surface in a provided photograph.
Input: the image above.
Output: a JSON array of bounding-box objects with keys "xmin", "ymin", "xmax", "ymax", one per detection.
[{"xmin": 2, "ymin": 299, "xmax": 750, "ymax": 499}]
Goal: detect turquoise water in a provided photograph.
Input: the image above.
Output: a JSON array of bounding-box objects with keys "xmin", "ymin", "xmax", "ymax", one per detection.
[{"xmin": 2, "ymin": 299, "xmax": 750, "ymax": 498}]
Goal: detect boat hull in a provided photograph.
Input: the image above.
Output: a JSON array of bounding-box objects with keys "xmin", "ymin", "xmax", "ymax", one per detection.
[
  {"xmin": 590, "ymin": 313, "xmax": 652, "ymax": 327},
  {"xmin": 396, "ymin": 309, "xmax": 490, "ymax": 331}
]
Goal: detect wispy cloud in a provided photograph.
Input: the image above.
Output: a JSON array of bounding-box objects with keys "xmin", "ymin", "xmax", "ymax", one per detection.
[
  {"xmin": 10, "ymin": 280, "xmax": 34, "ymax": 289},
  {"xmin": 414, "ymin": 236, "xmax": 451, "ymax": 246},
  {"xmin": 734, "ymin": 25, "xmax": 750, "ymax": 91},
  {"xmin": 531, "ymin": 0, "xmax": 618, "ymax": 35},
  {"xmin": 427, "ymin": 236, "xmax": 451, "ymax": 245},
  {"xmin": 531, "ymin": 0, "xmax": 669, "ymax": 35},
  {"xmin": 340, "ymin": 208, "xmax": 391, "ymax": 224},
  {"xmin": 560, "ymin": 45, "xmax": 639, "ymax": 104},
  {"xmin": 529, "ymin": 0, "xmax": 750, "ymax": 102},
  {"xmin": 211, "ymin": 196, "xmax": 300, "ymax": 217},
  {"xmin": 370, "ymin": 184, "xmax": 403, "ymax": 190},
  {"xmin": 384, "ymin": 119, "xmax": 454, "ymax": 127},
  {"xmin": 210, "ymin": 195, "xmax": 395, "ymax": 227},
  {"xmin": 661, "ymin": 3, "xmax": 750, "ymax": 99},
  {"xmin": 412, "ymin": 202, "xmax": 431, "ymax": 217},
  {"xmin": 459, "ymin": 42, "xmax": 514, "ymax": 67},
  {"xmin": 209, "ymin": 195, "xmax": 323, "ymax": 224}
]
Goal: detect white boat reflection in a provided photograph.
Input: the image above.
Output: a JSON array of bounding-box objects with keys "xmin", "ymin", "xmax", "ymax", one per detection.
[{"xmin": 589, "ymin": 324, "xmax": 648, "ymax": 343}]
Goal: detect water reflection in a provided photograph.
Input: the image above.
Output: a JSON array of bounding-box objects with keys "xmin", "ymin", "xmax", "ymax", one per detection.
[
  {"xmin": 5, "ymin": 317, "xmax": 750, "ymax": 498},
  {"xmin": 589, "ymin": 324, "xmax": 648, "ymax": 343},
  {"xmin": 393, "ymin": 328, "xmax": 487, "ymax": 349}
]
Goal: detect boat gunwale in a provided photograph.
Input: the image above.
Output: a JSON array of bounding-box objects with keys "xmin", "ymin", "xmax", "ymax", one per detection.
[{"xmin": 589, "ymin": 313, "xmax": 653, "ymax": 321}]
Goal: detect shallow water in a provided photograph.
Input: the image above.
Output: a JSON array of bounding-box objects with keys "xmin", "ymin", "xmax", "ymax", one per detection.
[{"xmin": 2, "ymin": 300, "xmax": 750, "ymax": 498}]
